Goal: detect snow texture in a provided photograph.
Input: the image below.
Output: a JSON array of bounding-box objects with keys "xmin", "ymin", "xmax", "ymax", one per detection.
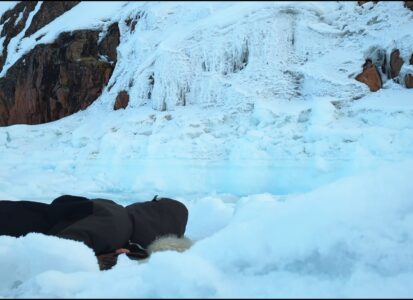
[{"xmin": 0, "ymin": 1, "xmax": 413, "ymax": 298}]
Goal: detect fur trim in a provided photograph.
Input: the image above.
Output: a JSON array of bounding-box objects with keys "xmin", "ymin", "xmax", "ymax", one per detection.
[{"xmin": 147, "ymin": 235, "xmax": 193, "ymax": 254}]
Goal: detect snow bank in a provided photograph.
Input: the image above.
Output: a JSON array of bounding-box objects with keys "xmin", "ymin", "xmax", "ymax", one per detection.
[
  {"xmin": 0, "ymin": 233, "xmax": 98, "ymax": 295},
  {"xmin": 1, "ymin": 160, "xmax": 413, "ymax": 298}
]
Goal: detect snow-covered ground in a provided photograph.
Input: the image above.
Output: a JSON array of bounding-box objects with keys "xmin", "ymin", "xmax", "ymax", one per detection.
[{"xmin": 1, "ymin": 1, "xmax": 413, "ymax": 298}]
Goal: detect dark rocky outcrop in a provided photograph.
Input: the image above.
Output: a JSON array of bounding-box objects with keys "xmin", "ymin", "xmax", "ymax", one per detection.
[
  {"xmin": 355, "ymin": 59, "xmax": 382, "ymax": 92},
  {"xmin": 358, "ymin": 1, "xmax": 413, "ymax": 11},
  {"xmin": 357, "ymin": 1, "xmax": 378, "ymax": 5},
  {"xmin": 24, "ymin": 1, "xmax": 80, "ymax": 38},
  {"xmin": 114, "ymin": 91, "xmax": 129, "ymax": 110},
  {"xmin": 125, "ymin": 14, "xmax": 140, "ymax": 33},
  {"xmin": 389, "ymin": 49, "xmax": 404, "ymax": 79},
  {"xmin": 405, "ymin": 74, "xmax": 413, "ymax": 88},
  {"xmin": 0, "ymin": 24, "xmax": 120, "ymax": 126},
  {"xmin": 405, "ymin": 1, "xmax": 413, "ymax": 10},
  {"xmin": 99, "ymin": 23, "xmax": 120, "ymax": 62},
  {"xmin": 356, "ymin": 48, "xmax": 413, "ymax": 92}
]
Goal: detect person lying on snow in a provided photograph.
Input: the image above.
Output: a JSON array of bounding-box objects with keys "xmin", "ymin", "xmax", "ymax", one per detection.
[{"xmin": 0, "ymin": 195, "xmax": 190, "ymax": 270}]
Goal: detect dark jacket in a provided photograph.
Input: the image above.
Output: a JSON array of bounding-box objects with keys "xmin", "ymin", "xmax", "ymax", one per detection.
[
  {"xmin": 126, "ymin": 198, "xmax": 189, "ymax": 248},
  {"xmin": 0, "ymin": 195, "xmax": 189, "ymax": 255},
  {"xmin": 48, "ymin": 196, "xmax": 132, "ymax": 255}
]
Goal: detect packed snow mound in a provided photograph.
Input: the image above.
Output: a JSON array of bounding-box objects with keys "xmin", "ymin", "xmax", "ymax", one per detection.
[
  {"xmin": 1, "ymin": 160, "xmax": 413, "ymax": 298},
  {"xmin": 0, "ymin": 233, "xmax": 98, "ymax": 294}
]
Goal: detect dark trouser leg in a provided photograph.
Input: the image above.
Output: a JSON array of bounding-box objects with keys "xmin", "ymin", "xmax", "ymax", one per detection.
[{"xmin": 0, "ymin": 200, "xmax": 51, "ymax": 237}]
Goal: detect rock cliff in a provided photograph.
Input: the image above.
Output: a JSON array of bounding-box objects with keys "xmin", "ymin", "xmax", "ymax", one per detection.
[{"xmin": 0, "ymin": 2, "xmax": 119, "ymax": 126}]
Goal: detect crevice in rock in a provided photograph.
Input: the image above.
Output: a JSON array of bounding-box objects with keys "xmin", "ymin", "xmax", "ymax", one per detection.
[
  {"xmin": 230, "ymin": 39, "xmax": 249, "ymax": 74},
  {"xmin": 125, "ymin": 13, "xmax": 140, "ymax": 33},
  {"xmin": 148, "ymin": 73, "xmax": 154, "ymax": 100},
  {"xmin": 98, "ymin": 22, "xmax": 120, "ymax": 63}
]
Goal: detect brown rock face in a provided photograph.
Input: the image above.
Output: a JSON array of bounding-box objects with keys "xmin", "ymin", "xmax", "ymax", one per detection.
[
  {"xmin": 357, "ymin": 1, "xmax": 379, "ymax": 6},
  {"xmin": 389, "ymin": 49, "xmax": 404, "ymax": 79},
  {"xmin": 99, "ymin": 23, "xmax": 120, "ymax": 62},
  {"xmin": 24, "ymin": 1, "xmax": 80, "ymax": 38},
  {"xmin": 355, "ymin": 59, "xmax": 382, "ymax": 92},
  {"xmin": 405, "ymin": 1, "xmax": 413, "ymax": 10},
  {"xmin": 405, "ymin": 74, "xmax": 413, "ymax": 88},
  {"xmin": 114, "ymin": 91, "xmax": 129, "ymax": 110},
  {"xmin": 0, "ymin": 23, "xmax": 120, "ymax": 126}
]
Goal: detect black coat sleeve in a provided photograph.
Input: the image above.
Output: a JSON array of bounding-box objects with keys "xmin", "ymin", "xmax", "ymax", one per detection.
[
  {"xmin": 51, "ymin": 195, "xmax": 90, "ymax": 205},
  {"xmin": 0, "ymin": 200, "xmax": 51, "ymax": 237}
]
